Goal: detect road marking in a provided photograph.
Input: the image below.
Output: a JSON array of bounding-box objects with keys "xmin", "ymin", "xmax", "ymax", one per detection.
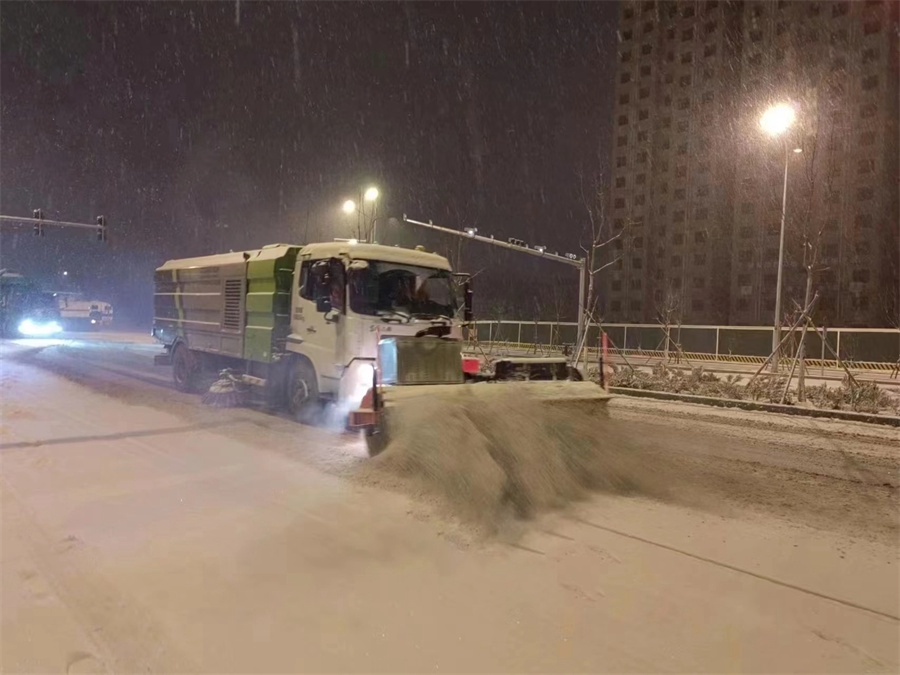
[{"xmin": 570, "ymin": 516, "xmax": 900, "ymax": 623}]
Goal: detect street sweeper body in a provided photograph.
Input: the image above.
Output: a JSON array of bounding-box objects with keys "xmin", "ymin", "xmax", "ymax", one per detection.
[{"xmin": 153, "ymin": 242, "xmax": 470, "ymax": 418}]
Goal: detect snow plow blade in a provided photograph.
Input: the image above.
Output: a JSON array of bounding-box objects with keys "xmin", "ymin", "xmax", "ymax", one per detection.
[{"xmin": 352, "ymin": 381, "xmax": 612, "ymax": 457}]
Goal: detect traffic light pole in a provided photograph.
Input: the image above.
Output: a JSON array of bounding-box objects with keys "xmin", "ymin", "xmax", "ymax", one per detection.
[
  {"xmin": 400, "ymin": 216, "xmax": 588, "ymax": 358},
  {"xmin": 0, "ymin": 213, "xmax": 108, "ymax": 241}
]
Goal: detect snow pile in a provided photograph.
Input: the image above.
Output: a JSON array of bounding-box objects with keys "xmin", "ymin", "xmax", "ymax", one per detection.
[{"xmin": 363, "ymin": 385, "xmax": 659, "ymax": 532}]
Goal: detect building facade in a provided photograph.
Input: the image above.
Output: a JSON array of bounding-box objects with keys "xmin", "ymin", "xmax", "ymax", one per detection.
[{"xmin": 607, "ymin": 0, "xmax": 899, "ymax": 328}]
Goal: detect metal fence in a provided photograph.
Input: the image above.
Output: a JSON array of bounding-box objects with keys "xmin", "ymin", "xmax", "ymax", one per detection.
[{"xmin": 470, "ymin": 321, "xmax": 900, "ymax": 372}]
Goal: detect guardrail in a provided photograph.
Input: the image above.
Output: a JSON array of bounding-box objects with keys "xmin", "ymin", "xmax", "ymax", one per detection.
[{"xmin": 469, "ymin": 321, "xmax": 900, "ymax": 374}]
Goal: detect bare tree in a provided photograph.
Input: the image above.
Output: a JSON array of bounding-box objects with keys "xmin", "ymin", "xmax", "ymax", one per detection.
[
  {"xmin": 655, "ymin": 287, "xmax": 684, "ymax": 363},
  {"xmin": 577, "ymin": 169, "xmax": 625, "ymax": 353}
]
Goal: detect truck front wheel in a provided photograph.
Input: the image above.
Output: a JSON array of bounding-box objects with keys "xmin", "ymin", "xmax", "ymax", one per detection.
[
  {"xmin": 287, "ymin": 358, "xmax": 320, "ymax": 424},
  {"xmin": 172, "ymin": 344, "xmax": 200, "ymax": 393}
]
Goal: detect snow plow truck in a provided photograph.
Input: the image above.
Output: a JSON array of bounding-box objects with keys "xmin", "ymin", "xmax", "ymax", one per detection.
[{"xmin": 152, "ymin": 241, "xmax": 609, "ymax": 454}]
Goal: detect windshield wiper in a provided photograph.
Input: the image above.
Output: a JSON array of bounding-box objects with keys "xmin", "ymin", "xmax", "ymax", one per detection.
[
  {"xmin": 376, "ymin": 309, "xmax": 412, "ymax": 323},
  {"xmin": 411, "ymin": 312, "xmax": 453, "ymax": 322}
]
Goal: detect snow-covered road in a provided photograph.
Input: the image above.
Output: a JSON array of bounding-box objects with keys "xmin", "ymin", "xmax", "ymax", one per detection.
[{"xmin": 2, "ymin": 334, "xmax": 898, "ymax": 673}]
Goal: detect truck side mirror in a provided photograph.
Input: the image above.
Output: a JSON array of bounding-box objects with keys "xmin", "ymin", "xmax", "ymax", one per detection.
[
  {"xmin": 316, "ymin": 296, "xmax": 332, "ymax": 313},
  {"xmin": 463, "ymin": 280, "xmax": 473, "ymax": 323}
]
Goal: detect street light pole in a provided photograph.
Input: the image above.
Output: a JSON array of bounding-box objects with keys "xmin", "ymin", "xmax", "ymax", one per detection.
[
  {"xmin": 771, "ymin": 140, "xmax": 790, "ymax": 372},
  {"xmin": 759, "ymin": 102, "xmax": 797, "ymax": 373}
]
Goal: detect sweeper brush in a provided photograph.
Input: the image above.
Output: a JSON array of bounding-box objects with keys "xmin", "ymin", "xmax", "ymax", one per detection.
[{"xmin": 202, "ymin": 370, "xmax": 250, "ymax": 408}]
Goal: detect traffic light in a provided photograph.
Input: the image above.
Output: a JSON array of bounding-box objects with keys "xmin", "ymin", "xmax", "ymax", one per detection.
[
  {"xmin": 33, "ymin": 209, "xmax": 44, "ymax": 236},
  {"xmin": 96, "ymin": 215, "xmax": 107, "ymax": 243}
]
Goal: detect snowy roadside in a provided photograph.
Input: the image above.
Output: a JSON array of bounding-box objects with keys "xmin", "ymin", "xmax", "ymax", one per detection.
[{"xmin": 608, "ymin": 393, "xmax": 900, "ymax": 459}]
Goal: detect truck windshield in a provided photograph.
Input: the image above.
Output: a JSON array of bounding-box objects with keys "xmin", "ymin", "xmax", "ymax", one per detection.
[{"xmin": 348, "ymin": 261, "xmax": 456, "ymax": 320}]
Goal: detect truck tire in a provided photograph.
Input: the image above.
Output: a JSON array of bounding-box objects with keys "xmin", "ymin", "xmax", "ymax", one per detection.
[
  {"xmin": 172, "ymin": 344, "xmax": 200, "ymax": 393},
  {"xmin": 287, "ymin": 358, "xmax": 320, "ymax": 424}
]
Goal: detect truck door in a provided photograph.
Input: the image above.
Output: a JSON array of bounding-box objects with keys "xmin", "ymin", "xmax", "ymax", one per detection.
[{"xmin": 293, "ymin": 258, "xmax": 345, "ymax": 395}]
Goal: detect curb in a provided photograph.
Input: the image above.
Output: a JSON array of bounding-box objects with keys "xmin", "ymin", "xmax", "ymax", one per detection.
[{"xmin": 609, "ymin": 387, "xmax": 900, "ymax": 428}]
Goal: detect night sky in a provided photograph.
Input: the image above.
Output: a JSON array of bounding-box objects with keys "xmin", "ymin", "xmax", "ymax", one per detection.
[{"xmin": 1, "ymin": 1, "xmax": 618, "ymax": 323}]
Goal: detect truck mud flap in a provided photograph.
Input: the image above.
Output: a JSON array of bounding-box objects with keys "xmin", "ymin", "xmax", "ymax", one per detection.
[{"xmin": 154, "ymin": 353, "xmax": 173, "ymax": 366}]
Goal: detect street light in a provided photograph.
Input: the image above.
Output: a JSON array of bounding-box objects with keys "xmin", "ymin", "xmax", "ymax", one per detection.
[
  {"xmin": 342, "ymin": 199, "xmax": 356, "ymax": 215},
  {"xmin": 760, "ymin": 103, "xmax": 798, "ymax": 372},
  {"xmin": 364, "ymin": 187, "xmax": 379, "ymax": 202}
]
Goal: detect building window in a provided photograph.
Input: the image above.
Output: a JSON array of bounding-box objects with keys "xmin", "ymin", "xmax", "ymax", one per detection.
[
  {"xmin": 702, "ymin": 91, "xmax": 714, "ymax": 104},
  {"xmin": 632, "ymin": 258, "xmax": 643, "ymax": 270},
  {"xmin": 692, "ymin": 298, "xmax": 705, "ymax": 311},
  {"xmin": 824, "ymin": 244, "xmax": 839, "ymax": 258},
  {"xmin": 665, "ymin": 72, "xmax": 675, "ymax": 84},
  {"xmin": 831, "ymin": 29, "xmax": 848, "ymax": 44},
  {"xmin": 638, "ymin": 150, "xmax": 648, "ymax": 163},
  {"xmin": 667, "ymin": 51, "xmax": 675, "ymax": 63},
  {"xmin": 621, "ymin": 51, "xmax": 632, "ymax": 63},
  {"xmin": 615, "ymin": 176, "xmax": 627, "ymax": 188},
  {"xmin": 693, "ymin": 277, "xmax": 706, "ymax": 289},
  {"xmin": 682, "ymin": 28, "xmax": 694, "ymax": 41},
  {"xmin": 661, "ymin": 116, "xmax": 672, "ymax": 128},
  {"xmin": 858, "ymin": 159, "xmax": 875, "ymax": 174},
  {"xmin": 677, "ymin": 120, "xmax": 689, "ymax": 132},
  {"xmin": 748, "ymin": 53, "xmax": 762, "ymax": 66},
  {"xmin": 640, "ymin": 87, "xmax": 651, "ymax": 100},
  {"xmin": 862, "ymin": 48, "xmax": 879, "ymax": 64},
  {"xmin": 857, "ymin": 187, "xmax": 874, "ymax": 201},
  {"xmin": 737, "ymin": 274, "xmax": 750, "ymax": 286},
  {"xmin": 674, "ymin": 211, "xmax": 686, "ymax": 223},
  {"xmin": 698, "ymin": 162, "xmax": 710, "ymax": 173},
  {"xmin": 738, "ymin": 250, "xmax": 752, "ymax": 262},
  {"xmin": 704, "ymin": 44, "xmax": 717, "ymax": 57},
  {"xmin": 697, "ymin": 185, "xmax": 710, "ymax": 197},
  {"xmin": 633, "ymin": 236, "xmax": 644, "ymax": 249},
  {"xmin": 618, "ymin": 114, "xmax": 629, "ymax": 126},
  {"xmin": 643, "ymin": 21, "xmax": 654, "ymax": 33},
  {"xmin": 636, "ymin": 173, "xmax": 646, "ymax": 185},
  {"xmin": 622, "ymin": 29, "xmax": 633, "ymax": 41},
  {"xmin": 639, "ymin": 109, "xmax": 650, "ymax": 120},
  {"xmin": 676, "ymin": 165, "xmax": 687, "ymax": 178},
  {"xmin": 856, "ymin": 213, "xmax": 873, "ymax": 228},
  {"xmin": 671, "ymin": 254, "xmax": 683, "ymax": 266},
  {"xmin": 637, "ymin": 130, "xmax": 649, "ymax": 142},
  {"xmin": 630, "ymin": 299, "xmax": 642, "ymax": 311},
  {"xmin": 634, "ymin": 194, "xmax": 646, "ymax": 206},
  {"xmin": 696, "ymin": 208, "xmax": 709, "ymax": 220},
  {"xmin": 619, "ymin": 93, "xmax": 631, "ymax": 105},
  {"xmin": 683, "ymin": 6, "xmax": 695, "ymax": 18},
  {"xmin": 676, "ymin": 144, "xmax": 688, "ymax": 156},
  {"xmin": 677, "ymin": 98, "xmax": 690, "ymax": 110},
  {"xmin": 623, "ymin": 7, "xmax": 634, "ymax": 19},
  {"xmin": 680, "ymin": 74, "xmax": 692, "ymax": 87},
  {"xmin": 860, "ymin": 103, "xmax": 876, "ymax": 119},
  {"xmin": 611, "ymin": 280, "xmax": 622, "ymax": 291},
  {"xmin": 862, "ymin": 75, "xmax": 878, "ymax": 90},
  {"xmin": 617, "ymin": 135, "xmax": 628, "ymax": 148},
  {"xmin": 675, "ymin": 187, "xmax": 686, "ymax": 199},
  {"xmin": 739, "ymin": 226, "xmax": 752, "ymax": 238},
  {"xmin": 694, "ymin": 252, "xmax": 707, "ymax": 265},
  {"xmin": 641, "ymin": 44, "xmax": 652, "ymax": 57},
  {"xmin": 640, "ymin": 64, "xmax": 652, "ymax": 77},
  {"xmin": 620, "ymin": 72, "xmax": 632, "ymax": 84},
  {"xmin": 667, "ymin": 27, "xmax": 676, "ymax": 40},
  {"xmin": 864, "ymin": 21, "xmax": 881, "ymax": 35},
  {"xmin": 752, "ymin": 5, "xmax": 764, "ymax": 17},
  {"xmin": 776, "ymin": 22, "xmax": 787, "ymax": 35},
  {"xmin": 775, "ymin": 47, "xmax": 786, "ymax": 62},
  {"xmin": 695, "ymin": 231, "xmax": 708, "ymax": 244},
  {"xmin": 706, "ymin": 0, "xmax": 719, "ymax": 10},
  {"xmin": 750, "ymin": 30, "xmax": 762, "ymax": 42},
  {"xmin": 704, "ymin": 21, "xmax": 716, "ymax": 35},
  {"xmin": 852, "ymin": 269, "xmax": 870, "ymax": 283},
  {"xmin": 611, "ymin": 300, "xmax": 621, "ymax": 312},
  {"xmin": 681, "ymin": 52, "xmax": 693, "ymax": 64},
  {"xmin": 614, "ymin": 197, "xmax": 626, "ymax": 208}
]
